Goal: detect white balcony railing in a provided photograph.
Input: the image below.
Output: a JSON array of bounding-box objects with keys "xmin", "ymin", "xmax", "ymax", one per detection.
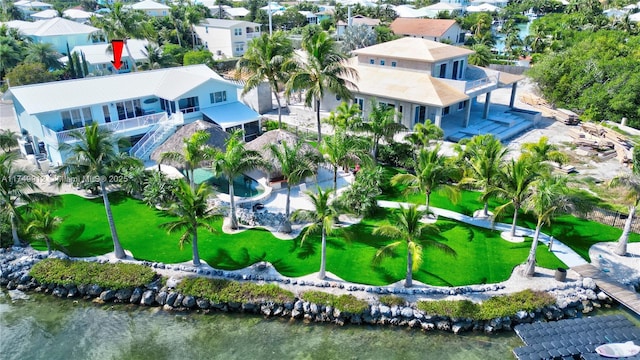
[
  {"xmin": 246, "ymin": 32, "xmax": 260, "ymax": 39},
  {"xmin": 465, "ymin": 75, "xmax": 499, "ymax": 94},
  {"xmin": 43, "ymin": 112, "xmax": 167, "ymax": 146}
]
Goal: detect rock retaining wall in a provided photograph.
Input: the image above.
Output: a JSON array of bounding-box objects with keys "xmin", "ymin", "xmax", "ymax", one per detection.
[{"xmin": 0, "ymin": 246, "xmax": 624, "ymax": 335}]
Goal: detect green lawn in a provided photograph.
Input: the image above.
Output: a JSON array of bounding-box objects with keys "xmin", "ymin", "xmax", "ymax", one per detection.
[
  {"xmin": 378, "ymin": 167, "xmax": 640, "ymax": 262},
  {"xmin": 32, "ymin": 193, "xmax": 565, "ymax": 287}
]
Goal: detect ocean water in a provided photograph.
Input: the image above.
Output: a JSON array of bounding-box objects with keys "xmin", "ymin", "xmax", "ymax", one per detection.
[{"xmin": 0, "ymin": 291, "xmax": 520, "ymax": 360}]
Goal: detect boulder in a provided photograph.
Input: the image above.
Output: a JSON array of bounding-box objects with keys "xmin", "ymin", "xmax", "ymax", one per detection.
[
  {"xmin": 115, "ymin": 288, "xmax": 133, "ymax": 302},
  {"xmin": 155, "ymin": 291, "xmax": 167, "ymax": 306},
  {"xmin": 130, "ymin": 288, "xmax": 143, "ymax": 304},
  {"xmin": 400, "ymin": 307, "xmax": 414, "ymax": 319},
  {"xmin": 196, "ymin": 298, "xmax": 210, "ymax": 309},
  {"xmin": 100, "ymin": 290, "xmax": 116, "ymax": 302},
  {"xmin": 87, "ymin": 285, "xmax": 103, "ymax": 297},
  {"xmin": 141, "ymin": 290, "xmax": 156, "ymax": 306},
  {"xmin": 378, "ymin": 305, "xmax": 391, "ymax": 317},
  {"xmin": 165, "ymin": 292, "xmax": 179, "ymax": 307},
  {"xmin": 52, "ymin": 287, "xmax": 67, "ymax": 298},
  {"xmin": 582, "ymin": 278, "xmax": 596, "ymax": 290},
  {"xmin": 182, "ymin": 296, "xmax": 196, "ymax": 308}
]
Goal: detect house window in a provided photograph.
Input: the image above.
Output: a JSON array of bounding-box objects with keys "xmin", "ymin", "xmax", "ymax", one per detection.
[
  {"xmin": 102, "ymin": 105, "xmax": 111, "ymax": 123},
  {"xmin": 399, "ymin": 105, "xmax": 403, "ymax": 114},
  {"xmin": 369, "ymin": 59, "xmax": 375, "ymax": 64},
  {"xmin": 458, "ymin": 101, "xmax": 465, "ymax": 110},
  {"xmin": 60, "ymin": 106, "xmax": 93, "ymax": 130},
  {"xmin": 443, "ymin": 106, "xmax": 450, "ymax": 115},
  {"xmin": 452, "ymin": 61, "xmax": 459, "ymax": 80},
  {"xmin": 210, "ymin": 91, "xmax": 227, "ymax": 104},
  {"xmin": 234, "ymin": 28, "xmax": 242, "ymax": 36},
  {"xmin": 459, "ymin": 60, "xmax": 464, "ymax": 79},
  {"xmin": 115, "ymin": 99, "xmax": 142, "ymax": 120},
  {"xmin": 391, "ymin": 61, "xmax": 397, "ymax": 67},
  {"xmin": 179, "ymin": 96, "xmax": 200, "ymax": 113},
  {"xmin": 234, "ymin": 43, "xmax": 244, "ymax": 53},
  {"xmin": 439, "ymin": 64, "xmax": 447, "ymax": 78},
  {"xmin": 355, "ymin": 97, "xmax": 364, "ymax": 110},
  {"xmin": 379, "ymin": 102, "xmax": 395, "ymax": 109},
  {"xmin": 380, "ymin": 59, "xmax": 385, "ymax": 66}
]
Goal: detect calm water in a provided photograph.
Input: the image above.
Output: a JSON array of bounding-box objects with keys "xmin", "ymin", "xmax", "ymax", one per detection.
[
  {"xmin": 493, "ymin": 22, "xmax": 531, "ymax": 54},
  {"xmin": 1, "ymin": 290, "xmax": 521, "ymax": 360},
  {"xmin": 193, "ymin": 168, "xmax": 264, "ymax": 198}
]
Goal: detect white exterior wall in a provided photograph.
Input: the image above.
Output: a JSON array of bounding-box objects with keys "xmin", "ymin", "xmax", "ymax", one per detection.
[{"xmin": 195, "ymin": 26, "xmax": 233, "ymax": 57}]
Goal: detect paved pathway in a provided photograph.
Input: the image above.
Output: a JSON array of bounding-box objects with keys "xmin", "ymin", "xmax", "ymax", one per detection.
[{"xmin": 377, "ymin": 200, "xmax": 588, "ymax": 268}]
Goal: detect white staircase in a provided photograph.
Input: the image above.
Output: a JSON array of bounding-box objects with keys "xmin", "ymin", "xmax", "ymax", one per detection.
[{"xmin": 129, "ymin": 112, "xmax": 183, "ymax": 160}]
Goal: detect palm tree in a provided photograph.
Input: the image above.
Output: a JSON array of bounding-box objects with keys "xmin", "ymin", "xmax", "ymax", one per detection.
[
  {"xmin": 236, "ymin": 31, "xmax": 293, "ymax": 128},
  {"xmin": 139, "ymin": 43, "xmax": 176, "ymax": 70},
  {"xmin": 286, "ymin": 30, "xmax": 358, "ymax": 142},
  {"xmin": 25, "ymin": 204, "xmax": 63, "ymax": 255},
  {"xmin": 522, "ymin": 175, "xmax": 577, "ymax": 276},
  {"xmin": 267, "ymin": 139, "xmax": 317, "ymax": 233},
  {"xmin": 488, "ymin": 158, "xmax": 541, "ymax": 238},
  {"xmin": 320, "ymin": 130, "xmax": 370, "ymax": 196},
  {"xmin": 521, "ymin": 136, "xmax": 568, "ymax": 170},
  {"xmin": 392, "ymin": 144, "xmax": 460, "ymax": 215},
  {"xmin": 59, "ymin": 123, "xmax": 129, "ymax": 259},
  {"xmin": 91, "ymin": 2, "xmax": 146, "ymax": 72},
  {"xmin": 356, "ymin": 99, "xmax": 406, "ymax": 163},
  {"xmin": 459, "ymin": 134, "xmax": 508, "ymax": 217},
  {"xmin": 184, "ymin": 1, "xmax": 207, "ymax": 49},
  {"xmin": 0, "ymin": 129, "xmax": 19, "ymax": 152},
  {"xmin": 0, "ymin": 152, "xmax": 40, "ymax": 246},
  {"xmin": 211, "ymin": 130, "xmax": 267, "ymax": 230},
  {"xmin": 24, "ymin": 43, "xmax": 63, "ymax": 70},
  {"xmin": 608, "ymin": 174, "xmax": 640, "ymax": 256},
  {"xmin": 160, "ymin": 130, "xmax": 215, "ymax": 190},
  {"xmin": 291, "ymin": 187, "xmax": 338, "ymax": 280},
  {"xmin": 468, "ymin": 44, "xmax": 493, "ymax": 67},
  {"xmin": 405, "ymin": 122, "xmax": 443, "ymax": 152},
  {"xmin": 324, "ymin": 101, "xmax": 361, "ymax": 132},
  {"xmin": 373, "ymin": 205, "xmax": 455, "ymax": 288},
  {"xmin": 161, "ymin": 179, "xmax": 216, "ymax": 266},
  {"xmin": 0, "ymin": 40, "xmax": 23, "ymax": 78}
]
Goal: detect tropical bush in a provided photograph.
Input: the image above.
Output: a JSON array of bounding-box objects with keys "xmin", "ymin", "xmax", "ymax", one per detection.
[
  {"xmin": 30, "ymin": 258, "xmax": 157, "ymax": 290},
  {"xmin": 377, "ymin": 142, "xmax": 413, "ymax": 168},
  {"xmin": 300, "ymin": 291, "xmax": 369, "ymax": 313},
  {"xmin": 176, "ymin": 277, "xmax": 295, "ymax": 304},
  {"xmin": 417, "ymin": 290, "xmax": 556, "ymax": 320},
  {"xmin": 338, "ymin": 166, "xmax": 383, "ymax": 217},
  {"xmin": 378, "ymin": 295, "xmax": 406, "ymax": 307}
]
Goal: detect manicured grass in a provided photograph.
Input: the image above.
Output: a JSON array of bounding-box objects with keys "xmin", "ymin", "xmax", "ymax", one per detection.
[
  {"xmin": 35, "ymin": 194, "xmax": 565, "ymax": 287},
  {"xmin": 378, "ymin": 167, "xmax": 640, "ymax": 263}
]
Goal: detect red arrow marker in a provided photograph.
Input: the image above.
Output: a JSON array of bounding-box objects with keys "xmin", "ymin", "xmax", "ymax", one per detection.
[{"xmin": 111, "ymin": 39, "xmax": 124, "ymax": 70}]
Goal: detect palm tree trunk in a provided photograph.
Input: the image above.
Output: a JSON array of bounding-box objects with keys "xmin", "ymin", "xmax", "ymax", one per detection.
[
  {"xmin": 45, "ymin": 236, "xmax": 52, "ymax": 255},
  {"xmin": 191, "ymin": 26, "xmax": 196, "ymax": 49},
  {"xmin": 274, "ymin": 91, "xmax": 283, "ymax": 129},
  {"xmin": 229, "ymin": 177, "xmax": 238, "ymax": 229},
  {"xmin": 281, "ymin": 183, "xmax": 292, "ymax": 233},
  {"xmin": 405, "ymin": 247, "xmax": 413, "ymax": 288},
  {"xmin": 101, "ymin": 180, "xmax": 126, "ymax": 259},
  {"xmin": 124, "ymin": 40, "xmax": 138, "ymax": 72},
  {"xmin": 10, "ymin": 212, "xmax": 20, "ymax": 246},
  {"xmin": 483, "ymin": 201, "xmax": 489, "ymax": 217},
  {"xmin": 192, "ymin": 227, "xmax": 201, "ymax": 266},
  {"xmin": 615, "ymin": 205, "xmax": 634, "ymax": 256},
  {"xmin": 510, "ymin": 206, "xmax": 519, "ymax": 238},
  {"xmin": 174, "ymin": 22, "xmax": 182, "ymax": 47},
  {"xmin": 524, "ymin": 221, "xmax": 542, "ymax": 276},
  {"xmin": 188, "ymin": 168, "xmax": 195, "ymax": 190},
  {"xmin": 319, "ymin": 227, "xmax": 327, "ymax": 279},
  {"xmin": 372, "ymin": 139, "xmax": 379, "ymax": 164},
  {"xmin": 315, "ymin": 98, "xmax": 322, "ymax": 142},
  {"xmin": 333, "ymin": 165, "xmax": 338, "ymax": 197},
  {"xmin": 425, "ymin": 192, "xmax": 431, "ymax": 215}
]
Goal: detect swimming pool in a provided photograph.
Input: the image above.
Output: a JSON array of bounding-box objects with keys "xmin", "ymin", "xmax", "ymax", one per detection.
[{"xmin": 192, "ymin": 168, "xmax": 265, "ymax": 198}]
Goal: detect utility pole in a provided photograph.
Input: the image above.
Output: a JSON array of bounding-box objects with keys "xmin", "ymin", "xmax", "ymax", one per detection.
[{"xmin": 268, "ymin": 2, "xmax": 273, "ymax": 35}]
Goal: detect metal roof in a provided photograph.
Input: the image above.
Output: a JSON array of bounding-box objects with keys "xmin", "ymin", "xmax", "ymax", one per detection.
[{"xmin": 8, "ymin": 65, "xmax": 233, "ymax": 114}]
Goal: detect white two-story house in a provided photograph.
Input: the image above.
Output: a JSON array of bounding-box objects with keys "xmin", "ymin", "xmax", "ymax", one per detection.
[
  {"xmin": 5, "ymin": 65, "xmax": 261, "ymax": 165},
  {"xmin": 320, "ymin": 37, "xmax": 527, "ymax": 141},
  {"xmin": 194, "ymin": 18, "xmax": 261, "ymax": 58}
]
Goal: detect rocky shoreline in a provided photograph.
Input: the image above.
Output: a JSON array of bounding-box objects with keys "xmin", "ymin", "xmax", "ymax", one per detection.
[{"xmin": 0, "ymin": 246, "xmax": 628, "ymax": 335}]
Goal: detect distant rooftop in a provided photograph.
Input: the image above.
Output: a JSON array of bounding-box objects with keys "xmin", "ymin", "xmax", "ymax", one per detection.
[{"xmin": 353, "ymin": 37, "xmax": 474, "ymax": 63}]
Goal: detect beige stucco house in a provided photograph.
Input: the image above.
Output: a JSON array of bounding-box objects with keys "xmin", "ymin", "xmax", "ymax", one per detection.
[
  {"xmin": 390, "ymin": 18, "xmax": 465, "ymax": 45},
  {"xmin": 194, "ymin": 19, "xmax": 261, "ymax": 59},
  {"xmin": 320, "ymin": 37, "xmax": 528, "ymax": 141}
]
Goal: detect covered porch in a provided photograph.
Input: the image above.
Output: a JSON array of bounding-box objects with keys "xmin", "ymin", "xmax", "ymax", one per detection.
[{"xmin": 201, "ymin": 102, "xmax": 261, "ymax": 142}]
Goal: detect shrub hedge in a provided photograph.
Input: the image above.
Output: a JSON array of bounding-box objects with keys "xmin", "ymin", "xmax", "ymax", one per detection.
[
  {"xmin": 417, "ymin": 289, "xmax": 556, "ymax": 320},
  {"xmin": 30, "ymin": 258, "xmax": 157, "ymax": 290},
  {"xmin": 176, "ymin": 277, "xmax": 295, "ymax": 304},
  {"xmin": 300, "ymin": 291, "xmax": 369, "ymax": 313}
]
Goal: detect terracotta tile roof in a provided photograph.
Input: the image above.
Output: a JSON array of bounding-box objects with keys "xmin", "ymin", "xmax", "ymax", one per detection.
[
  {"xmin": 390, "ymin": 18, "xmax": 458, "ymax": 37},
  {"xmin": 353, "ymin": 37, "xmax": 474, "ymax": 63},
  {"xmin": 344, "ymin": 58, "xmax": 468, "ymax": 107}
]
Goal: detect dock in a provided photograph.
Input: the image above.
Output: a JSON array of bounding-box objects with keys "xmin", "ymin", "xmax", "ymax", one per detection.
[
  {"xmin": 572, "ymin": 264, "xmax": 640, "ymax": 317},
  {"xmin": 512, "ymin": 315, "xmax": 640, "ymax": 359}
]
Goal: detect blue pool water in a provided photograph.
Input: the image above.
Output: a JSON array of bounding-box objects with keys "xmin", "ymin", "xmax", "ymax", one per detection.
[{"xmin": 193, "ymin": 168, "xmax": 264, "ymax": 198}]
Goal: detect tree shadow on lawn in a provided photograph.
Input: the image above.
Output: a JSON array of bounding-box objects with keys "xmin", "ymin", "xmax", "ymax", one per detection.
[
  {"xmin": 206, "ymin": 248, "xmax": 264, "ymax": 269},
  {"xmin": 55, "ymin": 223, "xmax": 111, "ymax": 257},
  {"xmin": 415, "ymin": 269, "xmax": 455, "ymax": 287}
]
